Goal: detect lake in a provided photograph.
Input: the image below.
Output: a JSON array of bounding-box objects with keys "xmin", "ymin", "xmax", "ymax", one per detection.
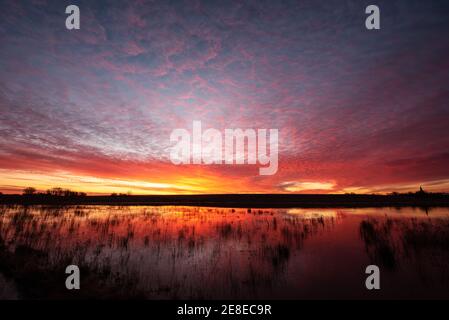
[{"xmin": 0, "ymin": 205, "xmax": 448, "ymax": 299}]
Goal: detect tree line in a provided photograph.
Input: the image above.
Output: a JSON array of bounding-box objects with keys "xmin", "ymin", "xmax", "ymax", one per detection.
[{"xmin": 22, "ymin": 187, "xmax": 87, "ymax": 197}]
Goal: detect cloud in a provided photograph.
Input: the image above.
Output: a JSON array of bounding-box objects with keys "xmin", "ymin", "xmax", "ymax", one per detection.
[
  {"xmin": 0, "ymin": 0, "xmax": 448, "ymax": 194},
  {"xmin": 278, "ymin": 181, "xmax": 336, "ymax": 193}
]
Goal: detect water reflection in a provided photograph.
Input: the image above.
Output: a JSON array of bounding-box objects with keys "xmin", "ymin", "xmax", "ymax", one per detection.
[
  {"xmin": 0, "ymin": 205, "xmax": 448, "ymax": 299},
  {"xmin": 360, "ymin": 216, "xmax": 449, "ymax": 276}
]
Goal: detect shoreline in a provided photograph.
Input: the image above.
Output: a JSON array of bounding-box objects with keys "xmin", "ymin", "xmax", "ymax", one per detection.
[{"xmin": 1, "ymin": 194, "xmax": 449, "ymax": 208}]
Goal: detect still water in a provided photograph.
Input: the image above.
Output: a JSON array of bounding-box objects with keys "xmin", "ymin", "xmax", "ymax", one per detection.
[{"xmin": 0, "ymin": 205, "xmax": 448, "ymax": 299}]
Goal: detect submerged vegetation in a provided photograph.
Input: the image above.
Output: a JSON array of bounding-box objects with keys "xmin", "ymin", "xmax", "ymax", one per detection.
[
  {"xmin": 360, "ymin": 217, "xmax": 449, "ymax": 281},
  {"xmin": 0, "ymin": 205, "xmax": 332, "ymax": 299},
  {"xmin": 0, "ymin": 205, "xmax": 449, "ymax": 299}
]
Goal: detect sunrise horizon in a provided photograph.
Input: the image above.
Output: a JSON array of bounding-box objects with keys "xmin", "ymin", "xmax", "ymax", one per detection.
[
  {"xmin": 2, "ymin": 1, "xmax": 449, "ymax": 199},
  {"xmin": 1, "ymin": 0, "xmax": 449, "ymax": 303},
  {"xmin": 1, "ymin": 175, "xmax": 449, "ymax": 196}
]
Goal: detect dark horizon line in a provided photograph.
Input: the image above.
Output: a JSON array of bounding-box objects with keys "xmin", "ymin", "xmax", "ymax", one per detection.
[{"xmin": 1, "ymin": 192, "xmax": 449, "ymax": 208}]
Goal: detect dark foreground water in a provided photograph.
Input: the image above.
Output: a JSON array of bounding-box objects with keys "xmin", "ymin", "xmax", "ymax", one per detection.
[{"xmin": 0, "ymin": 205, "xmax": 448, "ymax": 299}]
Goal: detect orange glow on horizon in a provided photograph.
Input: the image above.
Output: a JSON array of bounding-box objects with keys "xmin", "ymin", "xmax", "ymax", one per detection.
[{"xmin": 1, "ymin": 167, "xmax": 449, "ymax": 195}]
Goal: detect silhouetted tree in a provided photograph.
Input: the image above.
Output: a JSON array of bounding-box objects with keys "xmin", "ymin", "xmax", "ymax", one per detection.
[
  {"xmin": 47, "ymin": 187, "xmax": 64, "ymax": 196},
  {"xmin": 23, "ymin": 187, "xmax": 36, "ymax": 195},
  {"xmin": 45, "ymin": 187, "xmax": 86, "ymax": 197}
]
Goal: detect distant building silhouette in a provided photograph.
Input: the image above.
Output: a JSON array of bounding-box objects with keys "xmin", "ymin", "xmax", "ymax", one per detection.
[{"xmin": 417, "ymin": 186, "xmax": 426, "ymax": 195}]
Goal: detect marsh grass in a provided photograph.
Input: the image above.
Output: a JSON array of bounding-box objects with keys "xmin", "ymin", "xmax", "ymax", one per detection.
[
  {"xmin": 0, "ymin": 205, "xmax": 334, "ymax": 299},
  {"xmin": 360, "ymin": 217, "xmax": 449, "ymax": 282},
  {"xmin": 1, "ymin": 205, "xmax": 449, "ymax": 299}
]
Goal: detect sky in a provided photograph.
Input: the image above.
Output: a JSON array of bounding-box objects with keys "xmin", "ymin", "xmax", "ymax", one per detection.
[{"xmin": 0, "ymin": 0, "xmax": 448, "ymax": 195}]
